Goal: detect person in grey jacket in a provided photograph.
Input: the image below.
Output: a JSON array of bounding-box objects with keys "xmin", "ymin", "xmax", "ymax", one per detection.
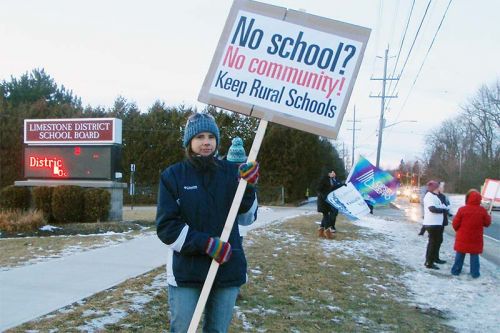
[{"xmin": 156, "ymin": 113, "xmax": 258, "ymax": 332}]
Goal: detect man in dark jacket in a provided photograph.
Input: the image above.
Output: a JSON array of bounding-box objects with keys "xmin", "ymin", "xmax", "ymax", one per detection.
[{"xmin": 317, "ymin": 170, "xmax": 344, "ymax": 239}]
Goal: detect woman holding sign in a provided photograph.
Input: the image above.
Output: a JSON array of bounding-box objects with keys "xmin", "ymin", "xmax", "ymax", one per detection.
[
  {"xmin": 156, "ymin": 113, "xmax": 259, "ymax": 332},
  {"xmin": 316, "ymin": 169, "xmax": 345, "ymax": 239}
]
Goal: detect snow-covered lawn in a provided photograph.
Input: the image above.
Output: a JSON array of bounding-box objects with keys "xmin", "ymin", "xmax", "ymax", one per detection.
[
  {"xmin": 350, "ymin": 214, "xmax": 500, "ymax": 333},
  {"xmin": 3, "ymin": 203, "xmax": 498, "ymax": 332}
]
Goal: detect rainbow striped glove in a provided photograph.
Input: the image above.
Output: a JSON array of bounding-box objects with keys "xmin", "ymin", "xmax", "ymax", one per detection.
[
  {"xmin": 205, "ymin": 237, "xmax": 232, "ymax": 264},
  {"xmin": 239, "ymin": 161, "xmax": 259, "ymax": 185}
]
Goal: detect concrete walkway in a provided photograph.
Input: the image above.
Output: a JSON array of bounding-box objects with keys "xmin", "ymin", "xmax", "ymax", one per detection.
[{"xmin": 0, "ymin": 205, "xmax": 312, "ymax": 331}]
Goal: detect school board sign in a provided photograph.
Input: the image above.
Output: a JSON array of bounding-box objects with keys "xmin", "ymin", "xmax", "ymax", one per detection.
[{"xmin": 199, "ymin": 0, "xmax": 371, "ymax": 138}]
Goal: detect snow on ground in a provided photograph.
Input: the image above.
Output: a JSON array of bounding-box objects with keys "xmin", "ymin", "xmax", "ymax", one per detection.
[
  {"xmin": 4, "ymin": 204, "xmax": 498, "ymax": 332},
  {"xmin": 53, "ymin": 271, "xmax": 167, "ymax": 333},
  {"xmin": 340, "ymin": 213, "xmax": 500, "ymax": 333},
  {"xmin": 242, "ymin": 203, "xmax": 499, "ymax": 333}
]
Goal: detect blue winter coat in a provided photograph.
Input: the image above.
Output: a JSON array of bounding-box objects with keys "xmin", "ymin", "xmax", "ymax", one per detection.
[{"xmin": 156, "ymin": 157, "xmax": 256, "ymax": 288}]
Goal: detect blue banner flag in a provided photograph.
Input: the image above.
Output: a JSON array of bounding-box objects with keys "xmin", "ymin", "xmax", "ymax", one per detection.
[{"xmin": 347, "ymin": 155, "xmax": 399, "ymax": 206}]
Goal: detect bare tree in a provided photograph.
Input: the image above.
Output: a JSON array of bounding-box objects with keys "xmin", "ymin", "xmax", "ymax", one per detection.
[{"xmin": 423, "ymin": 80, "xmax": 499, "ymax": 192}]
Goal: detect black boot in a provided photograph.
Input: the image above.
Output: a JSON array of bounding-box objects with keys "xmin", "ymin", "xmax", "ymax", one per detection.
[
  {"xmin": 425, "ymin": 262, "xmax": 440, "ymax": 270},
  {"xmin": 435, "ymin": 259, "xmax": 447, "ymax": 264}
]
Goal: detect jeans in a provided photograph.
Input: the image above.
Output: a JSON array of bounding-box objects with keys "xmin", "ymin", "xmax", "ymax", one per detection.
[
  {"xmin": 320, "ymin": 209, "xmax": 338, "ymax": 229},
  {"xmin": 168, "ymin": 285, "xmax": 240, "ymax": 333},
  {"xmin": 451, "ymin": 252, "xmax": 480, "ymax": 278}
]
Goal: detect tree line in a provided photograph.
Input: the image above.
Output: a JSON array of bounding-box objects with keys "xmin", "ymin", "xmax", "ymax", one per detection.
[
  {"xmin": 0, "ymin": 69, "xmax": 345, "ymax": 203},
  {"xmin": 422, "ymin": 80, "xmax": 499, "ymax": 192}
]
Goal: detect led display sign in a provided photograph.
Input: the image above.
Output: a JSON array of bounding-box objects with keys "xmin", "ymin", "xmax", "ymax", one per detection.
[{"xmin": 24, "ymin": 146, "xmax": 121, "ymax": 180}]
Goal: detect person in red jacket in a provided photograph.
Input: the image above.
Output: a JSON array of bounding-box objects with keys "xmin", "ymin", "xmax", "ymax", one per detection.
[{"xmin": 451, "ymin": 189, "xmax": 492, "ymax": 278}]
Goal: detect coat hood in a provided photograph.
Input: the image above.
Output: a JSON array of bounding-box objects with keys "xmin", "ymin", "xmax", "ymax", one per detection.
[{"xmin": 466, "ymin": 191, "xmax": 482, "ymax": 205}]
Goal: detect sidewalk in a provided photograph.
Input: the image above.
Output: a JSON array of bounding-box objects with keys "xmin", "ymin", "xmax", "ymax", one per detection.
[{"xmin": 0, "ymin": 206, "xmax": 312, "ymax": 331}]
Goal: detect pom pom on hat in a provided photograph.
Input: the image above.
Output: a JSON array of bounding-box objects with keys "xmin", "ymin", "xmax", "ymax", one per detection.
[
  {"xmin": 227, "ymin": 137, "xmax": 247, "ymax": 163},
  {"xmin": 183, "ymin": 113, "xmax": 220, "ymax": 148}
]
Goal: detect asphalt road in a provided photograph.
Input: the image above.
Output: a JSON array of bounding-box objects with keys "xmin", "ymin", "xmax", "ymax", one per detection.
[
  {"xmin": 484, "ymin": 210, "xmax": 500, "ymax": 241},
  {"xmin": 393, "ymin": 197, "xmax": 499, "ymax": 242}
]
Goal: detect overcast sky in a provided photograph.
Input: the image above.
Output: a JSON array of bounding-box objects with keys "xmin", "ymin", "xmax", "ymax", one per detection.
[{"xmin": 1, "ymin": 0, "xmax": 499, "ymax": 169}]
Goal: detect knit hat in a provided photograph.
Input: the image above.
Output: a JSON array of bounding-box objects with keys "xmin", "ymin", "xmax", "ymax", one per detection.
[
  {"xmin": 227, "ymin": 137, "xmax": 247, "ymax": 163},
  {"xmin": 427, "ymin": 180, "xmax": 439, "ymax": 192},
  {"xmin": 183, "ymin": 113, "xmax": 220, "ymax": 148}
]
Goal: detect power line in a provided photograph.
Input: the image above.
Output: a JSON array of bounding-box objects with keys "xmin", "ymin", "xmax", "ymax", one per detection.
[
  {"xmin": 370, "ymin": 0, "xmax": 384, "ymax": 75},
  {"xmin": 386, "ymin": 0, "xmax": 433, "ymax": 110},
  {"xmin": 387, "ymin": 0, "xmax": 416, "ymax": 97},
  {"xmin": 409, "ymin": 0, "xmax": 453, "ymax": 89},
  {"xmin": 390, "ymin": 0, "xmax": 453, "ymax": 125}
]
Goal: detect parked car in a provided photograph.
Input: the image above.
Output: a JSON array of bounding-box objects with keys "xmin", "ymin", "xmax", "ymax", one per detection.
[{"xmin": 409, "ymin": 189, "xmax": 421, "ymax": 203}]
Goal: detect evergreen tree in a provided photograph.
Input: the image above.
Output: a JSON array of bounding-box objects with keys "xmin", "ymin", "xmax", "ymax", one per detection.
[{"xmin": 0, "ymin": 69, "xmax": 83, "ymax": 187}]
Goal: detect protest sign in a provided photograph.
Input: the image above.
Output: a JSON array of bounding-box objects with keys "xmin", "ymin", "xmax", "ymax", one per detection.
[
  {"xmin": 481, "ymin": 178, "xmax": 500, "ymax": 213},
  {"xmin": 326, "ymin": 182, "xmax": 370, "ymax": 220},
  {"xmin": 481, "ymin": 178, "xmax": 500, "ymax": 202},
  {"xmin": 199, "ymin": 0, "xmax": 371, "ymax": 139},
  {"xmin": 347, "ymin": 155, "xmax": 398, "ymax": 205}
]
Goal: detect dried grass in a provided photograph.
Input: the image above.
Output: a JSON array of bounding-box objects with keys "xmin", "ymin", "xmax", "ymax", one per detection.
[
  {"xmin": 0, "ymin": 210, "xmax": 45, "ymax": 233},
  {"xmin": 7, "ymin": 215, "xmax": 454, "ymax": 333}
]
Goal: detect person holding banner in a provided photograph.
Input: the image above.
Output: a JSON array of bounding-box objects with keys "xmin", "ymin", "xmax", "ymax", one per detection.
[
  {"xmin": 156, "ymin": 113, "xmax": 259, "ymax": 332},
  {"xmin": 422, "ymin": 180, "xmax": 450, "ymax": 269},
  {"xmin": 317, "ymin": 170, "xmax": 345, "ymax": 239},
  {"xmin": 451, "ymin": 189, "xmax": 491, "ymax": 278}
]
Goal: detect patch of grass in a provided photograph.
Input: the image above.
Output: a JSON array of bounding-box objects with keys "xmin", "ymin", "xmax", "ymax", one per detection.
[
  {"xmin": 5, "ymin": 267, "xmax": 168, "ymax": 333},
  {"xmin": 0, "ymin": 208, "xmax": 156, "ymax": 269},
  {"xmin": 233, "ymin": 216, "xmax": 453, "ymax": 332},
  {"xmin": 7, "ymin": 214, "xmax": 454, "ymax": 332},
  {"xmin": 122, "ymin": 207, "xmax": 157, "ymax": 222},
  {"xmin": 0, "ymin": 223, "xmax": 155, "ymax": 269},
  {"xmin": 0, "ymin": 210, "xmax": 45, "ymax": 233}
]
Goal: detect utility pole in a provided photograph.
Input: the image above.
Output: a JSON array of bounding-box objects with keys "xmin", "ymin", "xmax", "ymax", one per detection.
[
  {"xmin": 347, "ymin": 105, "xmax": 361, "ymax": 169},
  {"xmin": 370, "ymin": 48, "xmax": 398, "ymax": 168}
]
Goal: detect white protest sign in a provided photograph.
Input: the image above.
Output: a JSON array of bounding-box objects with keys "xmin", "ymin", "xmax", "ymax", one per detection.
[
  {"xmin": 326, "ymin": 182, "xmax": 370, "ymax": 220},
  {"xmin": 481, "ymin": 178, "xmax": 500, "ymax": 202},
  {"xmin": 199, "ymin": 0, "xmax": 371, "ymax": 139}
]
